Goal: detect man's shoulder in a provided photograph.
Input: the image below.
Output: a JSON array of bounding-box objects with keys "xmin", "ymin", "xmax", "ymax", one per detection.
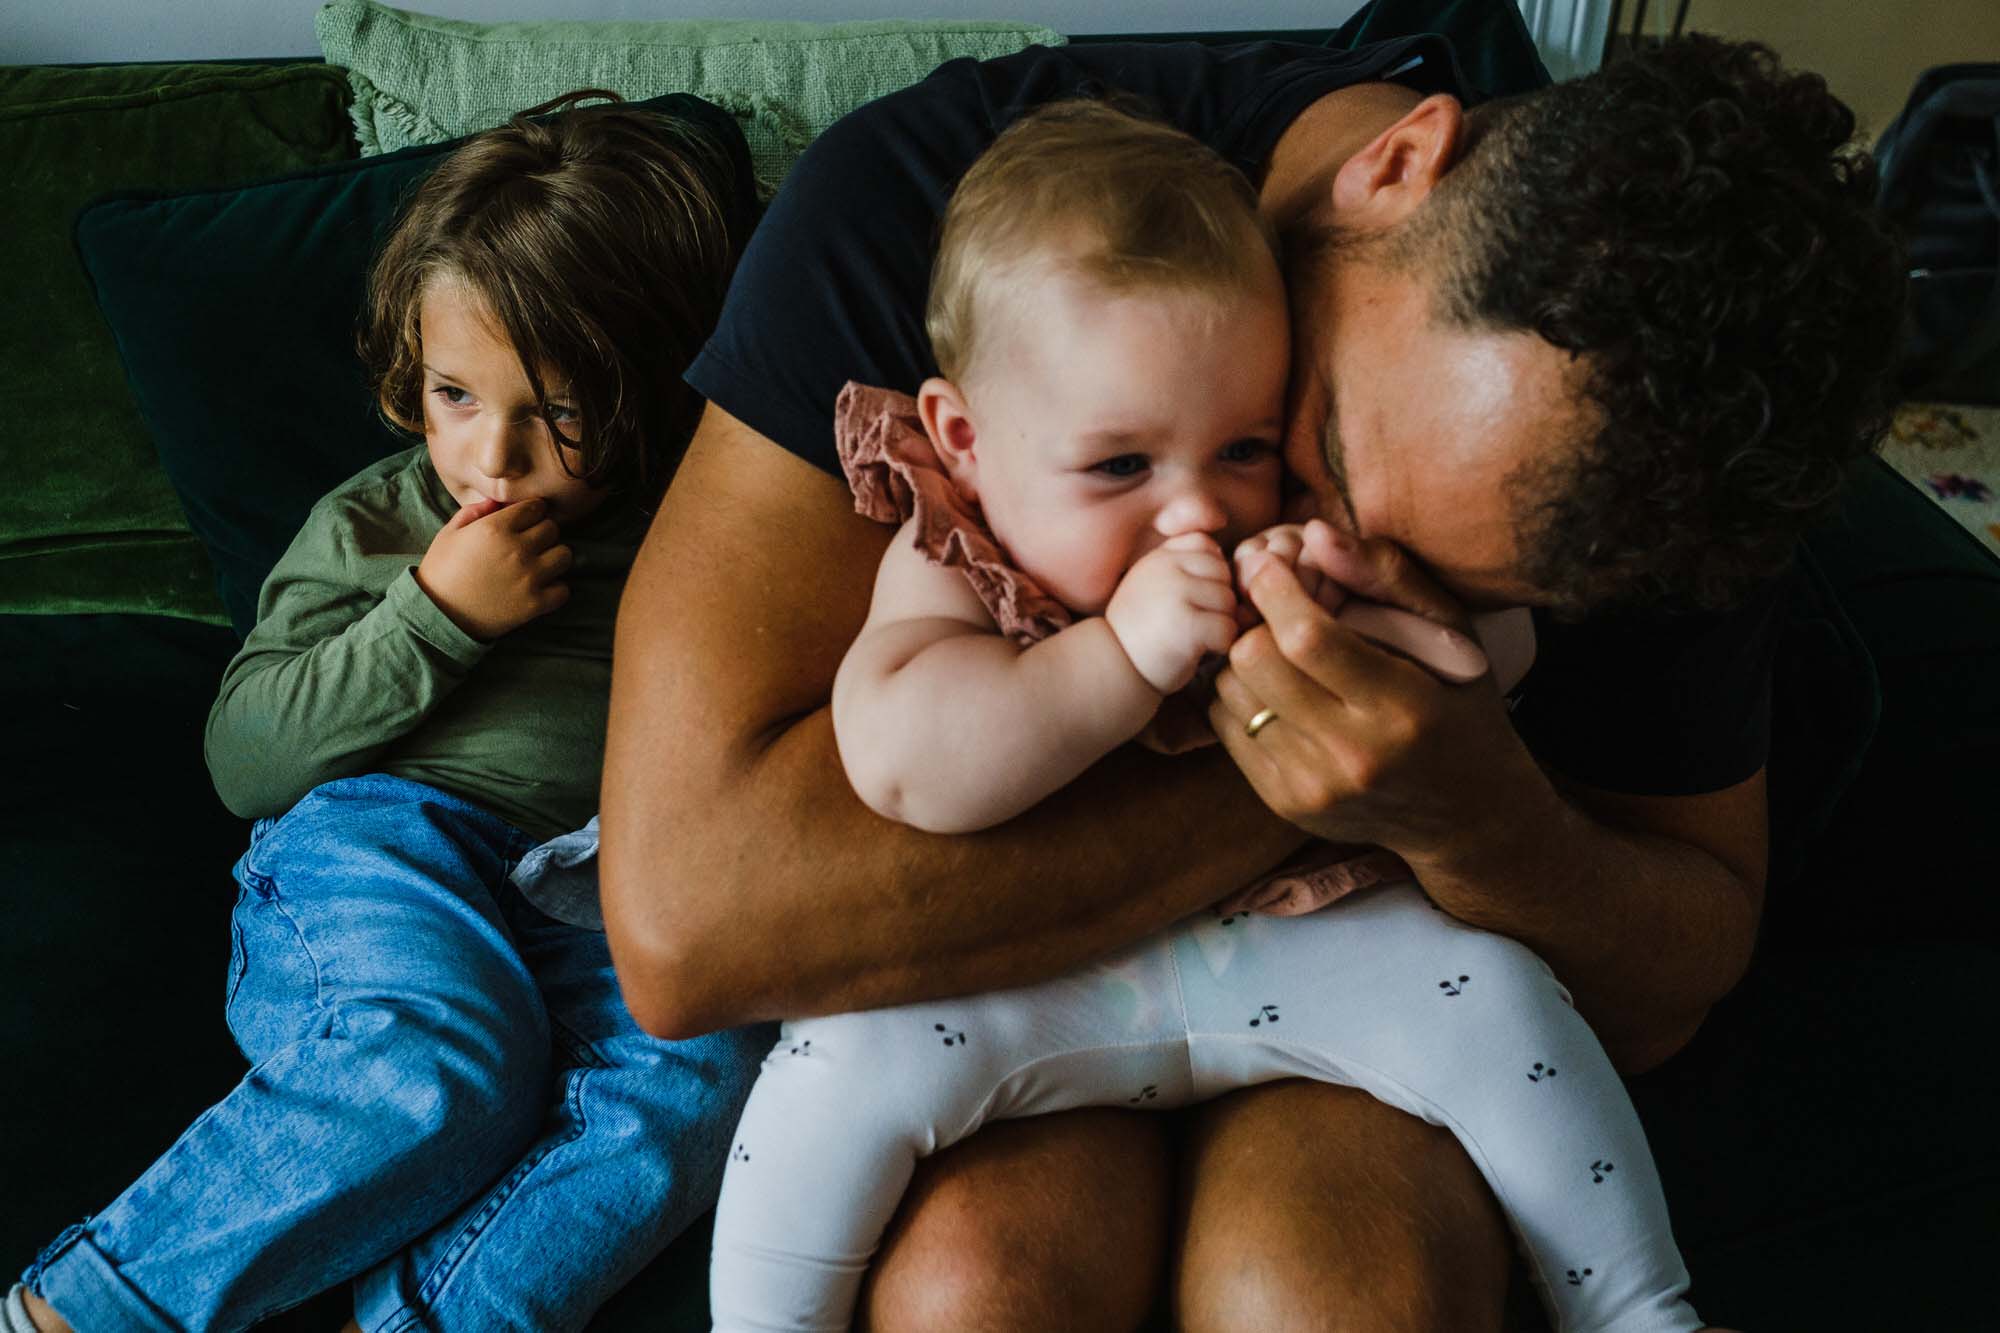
[
  {"xmin": 813, "ymin": 35, "xmax": 1455, "ymax": 168},
  {"xmin": 1513, "ymin": 576, "xmax": 1793, "ymax": 796}
]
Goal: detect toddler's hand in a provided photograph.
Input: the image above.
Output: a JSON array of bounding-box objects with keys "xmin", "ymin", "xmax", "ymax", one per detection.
[
  {"xmin": 416, "ymin": 498, "xmax": 573, "ymax": 641},
  {"xmin": 1105, "ymin": 532, "xmax": 1240, "ymax": 694}
]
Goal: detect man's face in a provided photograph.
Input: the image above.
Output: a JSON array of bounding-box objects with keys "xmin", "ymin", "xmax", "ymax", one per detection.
[{"xmin": 1280, "ymin": 253, "xmax": 1593, "ymax": 610}]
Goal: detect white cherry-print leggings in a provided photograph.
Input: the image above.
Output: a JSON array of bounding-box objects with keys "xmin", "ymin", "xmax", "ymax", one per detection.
[{"xmin": 709, "ymin": 881, "xmax": 1705, "ymax": 1333}]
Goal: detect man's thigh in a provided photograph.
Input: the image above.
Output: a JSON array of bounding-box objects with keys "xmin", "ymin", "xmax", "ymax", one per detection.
[
  {"xmin": 859, "ymin": 1107, "xmax": 1175, "ymax": 1333},
  {"xmin": 858, "ymin": 1083, "xmax": 1517, "ymax": 1333},
  {"xmin": 1174, "ymin": 1080, "xmax": 1513, "ymax": 1333}
]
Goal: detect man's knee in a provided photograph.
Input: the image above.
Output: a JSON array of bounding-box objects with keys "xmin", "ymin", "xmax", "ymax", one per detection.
[
  {"xmin": 860, "ymin": 1109, "xmax": 1172, "ymax": 1333},
  {"xmin": 1175, "ymin": 1081, "xmax": 1510, "ymax": 1333}
]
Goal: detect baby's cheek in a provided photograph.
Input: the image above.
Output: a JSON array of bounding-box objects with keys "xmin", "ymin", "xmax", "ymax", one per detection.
[
  {"xmin": 1059, "ymin": 561, "xmax": 1126, "ymax": 616},
  {"xmin": 1033, "ymin": 537, "xmax": 1128, "ymax": 617}
]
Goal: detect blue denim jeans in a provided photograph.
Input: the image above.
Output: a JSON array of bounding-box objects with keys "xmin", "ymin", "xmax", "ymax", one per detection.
[{"xmin": 24, "ymin": 775, "xmax": 766, "ymax": 1333}]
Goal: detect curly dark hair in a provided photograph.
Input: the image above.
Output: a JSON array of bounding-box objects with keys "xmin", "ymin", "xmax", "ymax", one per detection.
[
  {"xmin": 1414, "ymin": 35, "xmax": 1906, "ymax": 614},
  {"xmin": 361, "ymin": 90, "xmax": 758, "ymax": 514}
]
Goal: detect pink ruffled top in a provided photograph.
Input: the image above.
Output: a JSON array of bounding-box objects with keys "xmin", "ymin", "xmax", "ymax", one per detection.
[
  {"xmin": 834, "ymin": 381, "xmax": 1073, "ymax": 647},
  {"xmin": 832, "ymin": 382, "xmax": 1413, "ymax": 918}
]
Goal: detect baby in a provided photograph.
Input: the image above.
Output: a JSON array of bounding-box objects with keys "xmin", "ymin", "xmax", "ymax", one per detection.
[{"xmin": 706, "ymin": 99, "xmax": 1731, "ymax": 1333}]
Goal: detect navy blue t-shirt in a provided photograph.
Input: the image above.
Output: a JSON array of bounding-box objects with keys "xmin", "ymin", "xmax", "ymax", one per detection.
[{"xmin": 686, "ymin": 37, "xmax": 1781, "ymax": 798}]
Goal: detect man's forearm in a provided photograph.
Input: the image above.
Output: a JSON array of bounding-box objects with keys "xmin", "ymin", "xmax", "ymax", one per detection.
[
  {"xmin": 603, "ymin": 706, "xmax": 1305, "ymax": 1038},
  {"xmin": 1405, "ymin": 778, "xmax": 1764, "ymax": 1072}
]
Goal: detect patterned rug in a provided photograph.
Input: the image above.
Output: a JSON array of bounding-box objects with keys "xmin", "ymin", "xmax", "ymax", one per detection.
[{"xmin": 1877, "ymin": 401, "xmax": 2000, "ymax": 557}]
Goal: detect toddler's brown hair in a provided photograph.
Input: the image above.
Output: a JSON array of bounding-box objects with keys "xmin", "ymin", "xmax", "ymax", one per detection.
[{"xmin": 362, "ymin": 90, "xmax": 757, "ymax": 510}]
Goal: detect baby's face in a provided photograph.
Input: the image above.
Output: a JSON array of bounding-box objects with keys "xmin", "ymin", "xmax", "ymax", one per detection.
[
  {"xmin": 961, "ymin": 266, "xmax": 1289, "ymax": 615},
  {"xmin": 419, "ymin": 280, "xmax": 606, "ymax": 523}
]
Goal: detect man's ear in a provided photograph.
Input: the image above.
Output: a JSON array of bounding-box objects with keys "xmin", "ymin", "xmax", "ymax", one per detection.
[
  {"xmin": 916, "ymin": 375, "xmax": 980, "ymax": 501},
  {"xmin": 1330, "ymin": 93, "xmax": 1463, "ymax": 231}
]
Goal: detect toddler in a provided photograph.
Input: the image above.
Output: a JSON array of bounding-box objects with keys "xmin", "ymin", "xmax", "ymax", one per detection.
[
  {"xmin": 11, "ymin": 93, "xmax": 766, "ymax": 1333},
  {"xmin": 708, "ymin": 100, "xmax": 1727, "ymax": 1333}
]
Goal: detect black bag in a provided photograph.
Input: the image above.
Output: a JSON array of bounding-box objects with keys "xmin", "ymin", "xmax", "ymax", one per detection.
[{"xmin": 1874, "ymin": 63, "xmax": 2000, "ymax": 405}]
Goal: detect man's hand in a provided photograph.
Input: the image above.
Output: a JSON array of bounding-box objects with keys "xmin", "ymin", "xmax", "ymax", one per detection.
[
  {"xmin": 1104, "ymin": 532, "xmax": 1241, "ymax": 695},
  {"xmin": 1205, "ymin": 523, "xmax": 1541, "ymax": 864},
  {"xmin": 1230, "ymin": 523, "xmax": 1347, "ymax": 622},
  {"xmin": 1232, "ymin": 521, "xmax": 1491, "ymax": 683},
  {"xmin": 415, "ymin": 497, "xmax": 572, "ymax": 641}
]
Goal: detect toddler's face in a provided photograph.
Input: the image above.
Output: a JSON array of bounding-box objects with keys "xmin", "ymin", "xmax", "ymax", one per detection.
[
  {"xmin": 960, "ymin": 266, "xmax": 1289, "ymax": 615},
  {"xmin": 419, "ymin": 281, "xmax": 606, "ymax": 523}
]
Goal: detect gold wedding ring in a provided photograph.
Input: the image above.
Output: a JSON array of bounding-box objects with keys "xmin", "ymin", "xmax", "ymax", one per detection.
[{"xmin": 1245, "ymin": 707, "xmax": 1279, "ymax": 739}]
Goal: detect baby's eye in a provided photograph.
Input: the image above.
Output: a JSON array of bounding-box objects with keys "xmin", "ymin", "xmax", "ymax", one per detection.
[
  {"xmin": 1092, "ymin": 454, "xmax": 1148, "ymax": 479},
  {"xmin": 1220, "ymin": 438, "xmax": 1275, "ymax": 463}
]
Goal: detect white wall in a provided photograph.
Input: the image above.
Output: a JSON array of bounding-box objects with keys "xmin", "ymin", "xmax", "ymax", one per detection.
[
  {"xmin": 5, "ymin": 2, "xmax": 1375, "ymax": 66},
  {"xmin": 4, "ymin": 0, "xmax": 1610, "ymax": 75}
]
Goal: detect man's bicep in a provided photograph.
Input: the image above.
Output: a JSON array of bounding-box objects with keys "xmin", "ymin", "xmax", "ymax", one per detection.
[
  {"xmin": 601, "ymin": 404, "xmax": 894, "ymax": 1025},
  {"xmin": 611, "ymin": 403, "xmax": 889, "ymax": 766},
  {"xmin": 1550, "ymin": 768, "xmax": 1770, "ymax": 1069}
]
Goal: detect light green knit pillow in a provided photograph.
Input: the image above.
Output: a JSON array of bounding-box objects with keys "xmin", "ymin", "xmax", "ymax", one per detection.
[{"xmin": 314, "ymin": 0, "xmax": 1064, "ymax": 192}]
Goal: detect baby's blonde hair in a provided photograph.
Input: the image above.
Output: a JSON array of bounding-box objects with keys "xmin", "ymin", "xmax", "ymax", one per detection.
[{"xmin": 926, "ymin": 98, "xmax": 1278, "ymax": 384}]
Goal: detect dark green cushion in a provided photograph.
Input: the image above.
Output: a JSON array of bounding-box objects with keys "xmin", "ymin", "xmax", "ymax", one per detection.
[
  {"xmin": 75, "ymin": 90, "xmax": 750, "ymax": 639},
  {"xmin": 76, "ymin": 139, "xmax": 445, "ymax": 637},
  {"xmin": 0, "ymin": 63, "xmax": 355, "ymax": 623}
]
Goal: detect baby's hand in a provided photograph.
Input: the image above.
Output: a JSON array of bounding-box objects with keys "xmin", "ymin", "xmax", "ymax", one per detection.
[
  {"xmin": 415, "ymin": 498, "xmax": 573, "ymax": 641},
  {"xmin": 1105, "ymin": 532, "xmax": 1240, "ymax": 694},
  {"xmin": 1230, "ymin": 522, "xmax": 1346, "ymax": 624},
  {"xmin": 1235, "ymin": 519, "xmax": 1493, "ymax": 685}
]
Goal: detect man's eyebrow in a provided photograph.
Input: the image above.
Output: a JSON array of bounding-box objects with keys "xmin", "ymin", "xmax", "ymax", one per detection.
[{"xmin": 1321, "ymin": 402, "xmax": 1361, "ymax": 531}]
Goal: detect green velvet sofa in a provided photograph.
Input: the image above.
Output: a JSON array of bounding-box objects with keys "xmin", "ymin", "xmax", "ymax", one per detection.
[{"xmin": 6, "ymin": 5, "xmax": 1998, "ymax": 1329}]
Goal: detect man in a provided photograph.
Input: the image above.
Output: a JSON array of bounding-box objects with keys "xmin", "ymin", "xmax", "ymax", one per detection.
[{"xmin": 600, "ymin": 30, "xmax": 1903, "ymax": 1329}]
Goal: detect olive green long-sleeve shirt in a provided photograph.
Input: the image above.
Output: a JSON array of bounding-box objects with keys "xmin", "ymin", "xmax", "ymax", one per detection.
[{"xmin": 206, "ymin": 446, "xmax": 640, "ymax": 842}]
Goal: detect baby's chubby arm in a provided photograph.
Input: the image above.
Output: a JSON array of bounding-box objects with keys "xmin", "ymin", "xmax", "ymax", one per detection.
[{"xmin": 833, "ymin": 523, "xmax": 1237, "ymax": 832}]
